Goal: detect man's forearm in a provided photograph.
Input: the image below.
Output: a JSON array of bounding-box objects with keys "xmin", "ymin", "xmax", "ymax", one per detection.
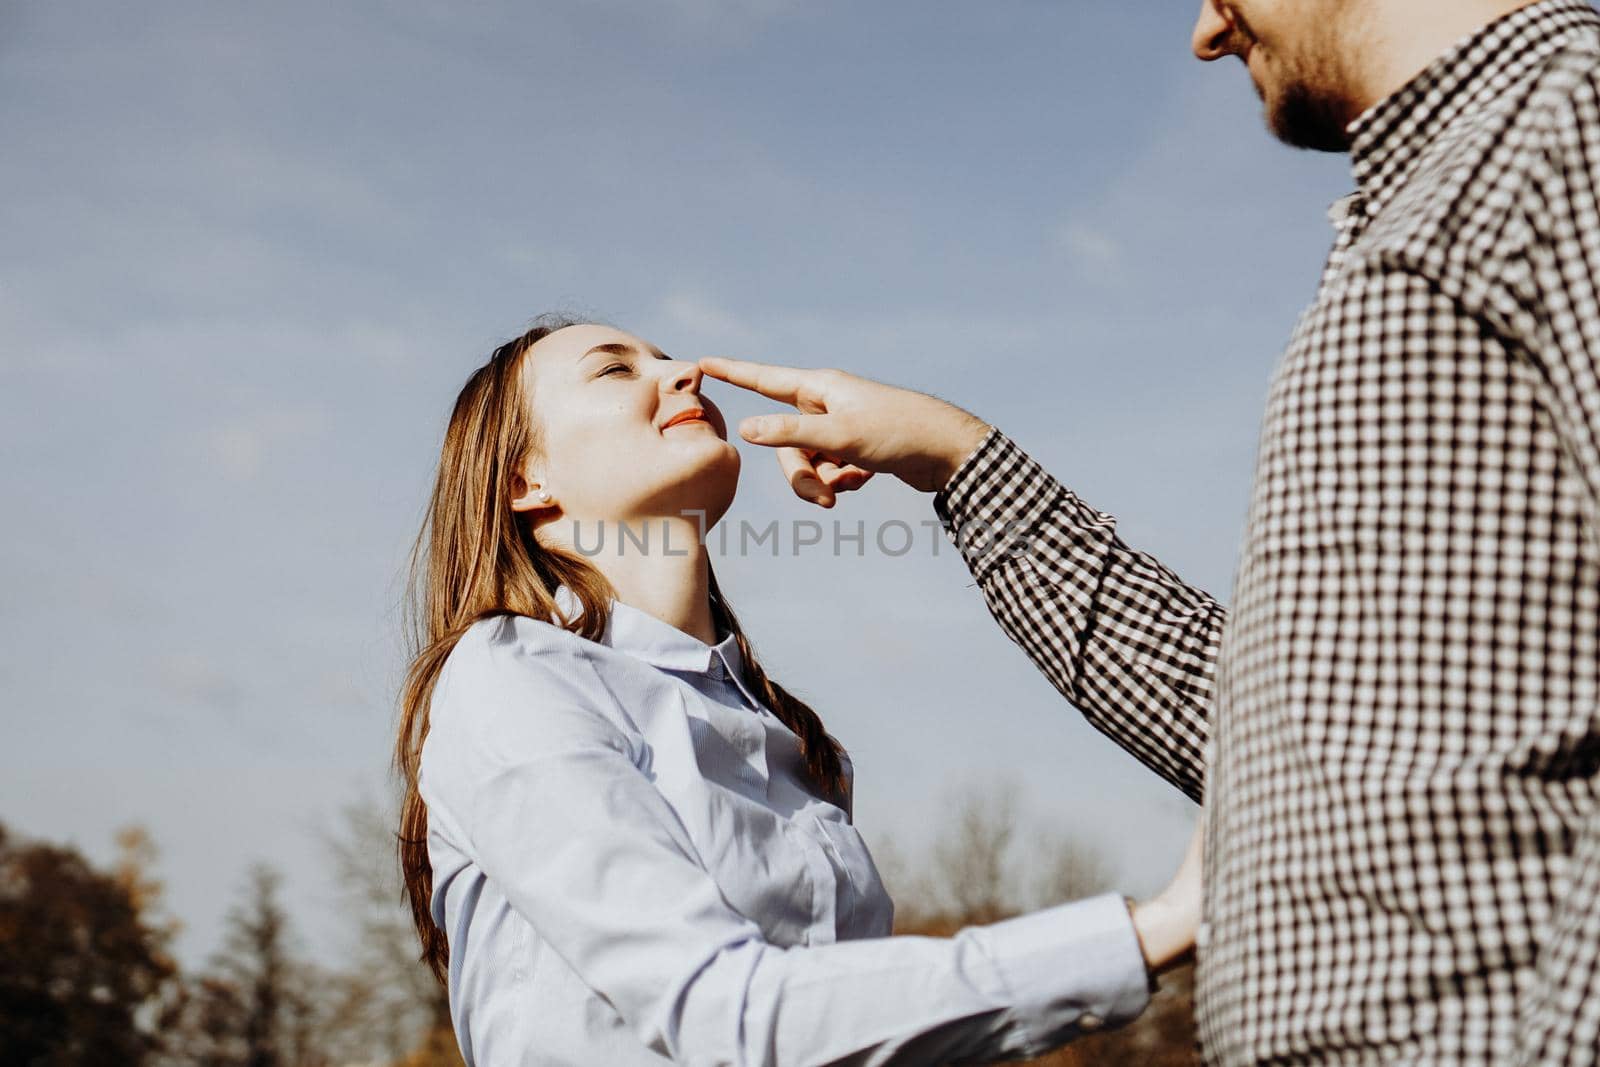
[{"xmin": 933, "ymin": 427, "xmax": 1222, "ymax": 802}]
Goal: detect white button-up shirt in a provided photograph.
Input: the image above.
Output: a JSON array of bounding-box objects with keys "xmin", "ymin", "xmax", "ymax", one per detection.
[{"xmin": 420, "ymin": 590, "xmax": 1152, "ymax": 1065}]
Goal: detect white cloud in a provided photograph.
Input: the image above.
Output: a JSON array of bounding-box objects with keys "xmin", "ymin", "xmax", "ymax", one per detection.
[
  {"xmin": 658, "ymin": 290, "xmax": 764, "ymax": 349},
  {"xmin": 155, "ymin": 651, "xmax": 244, "ymax": 710},
  {"xmin": 1057, "ymin": 221, "xmax": 1124, "ymax": 269},
  {"xmin": 596, "ymin": 0, "xmax": 800, "ymax": 24},
  {"xmin": 205, "ymin": 403, "xmax": 329, "ymax": 482}
]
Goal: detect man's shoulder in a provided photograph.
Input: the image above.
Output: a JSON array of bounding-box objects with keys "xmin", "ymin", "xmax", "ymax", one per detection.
[
  {"xmin": 1506, "ymin": 35, "xmax": 1600, "ymax": 160},
  {"xmin": 1530, "ymin": 33, "xmax": 1600, "ymax": 107},
  {"xmin": 1350, "ymin": 36, "xmax": 1600, "ymax": 303},
  {"xmin": 1478, "ymin": 37, "xmax": 1600, "ymax": 263},
  {"xmin": 1415, "ymin": 35, "xmax": 1600, "ymax": 197}
]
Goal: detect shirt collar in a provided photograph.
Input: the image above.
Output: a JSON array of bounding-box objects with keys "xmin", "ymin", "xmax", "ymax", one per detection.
[
  {"xmin": 554, "ymin": 583, "xmax": 750, "ymax": 689},
  {"xmin": 1348, "ymin": 0, "xmax": 1600, "ymax": 208}
]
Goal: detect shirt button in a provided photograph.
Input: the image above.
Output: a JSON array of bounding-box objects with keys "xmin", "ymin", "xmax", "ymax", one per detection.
[{"xmin": 1079, "ymin": 1013, "xmax": 1103, "ymax": 1032}]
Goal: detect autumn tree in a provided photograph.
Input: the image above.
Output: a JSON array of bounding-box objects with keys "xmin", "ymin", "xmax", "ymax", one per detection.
[
  {"xmin": 0, "ymin": 820, "xmax": 180, "ymax": 1065},
  {"xmin": 876, "ymin": 778, "xmax": 1199, "ymax": 1067},
  {"xmin": 162, "ymin": 861, "xmax": 330, "ymax": 1067},
  {"xmin": 885, "ymin": 778, "xmax": 1118, "ymax": 929},
  {"xmin": 317, "ymin": 793, "xmax": 459, "ymax": 1065}
]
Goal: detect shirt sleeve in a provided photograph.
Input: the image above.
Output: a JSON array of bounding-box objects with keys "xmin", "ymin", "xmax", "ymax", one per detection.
[
  {"xmin": 932, "ymin": 427, "xmax": 1222, "ymax": 803},
  {"xmin": 1509, "ymin": 64, "xmax": 1600, "ymax": 1066},
  {"xmin": 420, "ymin": 620, "xmax": 1153, "ymax": 1067}
]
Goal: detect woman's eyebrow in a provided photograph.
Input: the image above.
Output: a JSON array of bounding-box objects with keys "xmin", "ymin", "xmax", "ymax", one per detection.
[{"xmin": 580, "ymin": 342, "xmax": 671, "ymax": 361}]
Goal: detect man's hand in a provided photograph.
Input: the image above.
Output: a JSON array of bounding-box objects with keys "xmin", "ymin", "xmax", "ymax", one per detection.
[
  {"xmin": 1130, "ymin": 820, "xmax": 1204, "ymax": 975},
  {"xmin": 697, "ymin": 357, "xmax": 992, "ymax": 506}
]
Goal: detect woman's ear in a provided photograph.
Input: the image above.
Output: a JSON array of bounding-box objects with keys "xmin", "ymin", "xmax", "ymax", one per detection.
[{"xmin": 509, "ymin": 465, "xmax": 558, "ymax": 515}]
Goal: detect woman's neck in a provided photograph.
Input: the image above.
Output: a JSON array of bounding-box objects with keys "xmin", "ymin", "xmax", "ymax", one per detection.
[{"xmin": 587, "ymin": 514, "xmax": 719, "ymax": 646}]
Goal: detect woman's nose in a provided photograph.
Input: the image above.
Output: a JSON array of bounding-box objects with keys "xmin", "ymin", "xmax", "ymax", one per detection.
[
  {"xmin": 662, "ymin": 359, "xmax": 702, "ymax": 394},
  {"xmin": 1192, "ymin": 0, "xmax": 1235, "ymax": 61}
]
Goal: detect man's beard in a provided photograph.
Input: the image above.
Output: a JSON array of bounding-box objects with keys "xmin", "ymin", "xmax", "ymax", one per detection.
[
  {"xmin": 1225, "ymin": 1, "xmax": 1356, "ymax": 154},
  {"xmin": 1269, "ymin": 77, "xmax": 1356, "ymax": 152}
]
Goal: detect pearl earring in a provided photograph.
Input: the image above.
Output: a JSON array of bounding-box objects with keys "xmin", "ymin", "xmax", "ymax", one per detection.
[{"xmin": 535, "ymin": 489, "xmax": 551, "ymax": 503}]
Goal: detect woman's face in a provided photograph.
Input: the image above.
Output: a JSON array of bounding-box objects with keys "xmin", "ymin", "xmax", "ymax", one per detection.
[{"xmin": 516, "ymin": 323, "xmax": 740, "ymax": 530}]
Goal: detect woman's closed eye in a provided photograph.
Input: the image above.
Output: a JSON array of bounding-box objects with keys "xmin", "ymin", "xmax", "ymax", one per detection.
[{"xmin": 597, "ymin": 353, "xmax": 672, "ymax": 379}]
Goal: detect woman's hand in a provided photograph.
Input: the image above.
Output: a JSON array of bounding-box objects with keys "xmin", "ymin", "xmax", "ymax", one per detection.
[{"xmin": 1130, "ymin": 819, "xmax": 1204, "ymax": 974}]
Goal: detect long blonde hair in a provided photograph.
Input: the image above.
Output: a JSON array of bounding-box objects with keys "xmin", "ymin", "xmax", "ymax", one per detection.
[{"xmin": 394, "ymin": 314, "xmax": 846, "ymax": 986}]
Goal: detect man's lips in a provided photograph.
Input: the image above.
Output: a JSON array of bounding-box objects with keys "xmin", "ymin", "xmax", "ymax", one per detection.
[{"xmin": 661, "ymin": 408, "xmax": 710, "ymax": 431}]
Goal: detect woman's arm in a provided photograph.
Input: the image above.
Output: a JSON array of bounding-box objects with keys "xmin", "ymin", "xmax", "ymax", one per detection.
[{"xmin": 421, "ymin": 623, "xmax": 1155, "ymax": 1067}]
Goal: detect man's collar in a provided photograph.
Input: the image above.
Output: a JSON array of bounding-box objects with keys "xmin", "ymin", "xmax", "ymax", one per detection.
[{"xmin": 1347, "ymin": 0, "xmax": 1600, "ymax": 207}]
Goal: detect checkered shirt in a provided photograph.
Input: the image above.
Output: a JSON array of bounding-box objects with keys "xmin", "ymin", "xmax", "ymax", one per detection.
[{"xmin": 933, "ymin": 1, "xmax": 1600, "ymax": 1062}]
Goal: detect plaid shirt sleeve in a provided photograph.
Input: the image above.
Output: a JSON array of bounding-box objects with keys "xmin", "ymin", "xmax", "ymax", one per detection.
[
  {"xmin": 931, "ymin": 427, "xmax": 1221, "ymax": 803},
  {"xmin": 1511, "ymin": 58, "xmax": 1600, "ymax": 1067}
]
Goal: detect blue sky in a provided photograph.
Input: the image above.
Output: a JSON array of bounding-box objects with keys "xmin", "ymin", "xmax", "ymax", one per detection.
[{"xmin": 1, "ymin": 0, "xmax": 1354, "ymax": 968}]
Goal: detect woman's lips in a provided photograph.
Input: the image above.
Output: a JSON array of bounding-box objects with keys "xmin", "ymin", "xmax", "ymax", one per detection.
[{"xmin": 662, "ymin": 408, "xmax": 709, "ymax": 431}]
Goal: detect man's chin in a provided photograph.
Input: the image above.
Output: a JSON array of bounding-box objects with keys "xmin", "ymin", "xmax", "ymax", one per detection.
[{"xmin": 1267, "ymin": 85, "xmax": 1355, "ymax": 153}]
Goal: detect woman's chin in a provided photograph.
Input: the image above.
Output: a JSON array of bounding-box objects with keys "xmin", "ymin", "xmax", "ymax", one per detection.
[
  {"xmin": 675, "ymin": 432, "xmax": 739, "ymax": 460},
  {"xmin": 675, "ymin": 471, "xmax": 739, "ymax": 526},
  {"xmin": 695, "ymin": 443, "xmax": 741, "ymax": 486},
  {"xmin": 627, "ymin": 453, "xmax": 739, "ymax": 526}
]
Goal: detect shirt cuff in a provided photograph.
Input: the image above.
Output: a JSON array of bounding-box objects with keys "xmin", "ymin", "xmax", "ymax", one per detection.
[
  {"xmin": 932, "ymin": 426, "xmax": 1117, "ymax": 583},
  {"xmin": 974, "ymin": 890, "xmax": 1153, "ymax": 1052}
]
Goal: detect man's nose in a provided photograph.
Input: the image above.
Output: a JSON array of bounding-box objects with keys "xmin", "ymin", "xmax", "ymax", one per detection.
[{"xmin": 1192, "ymin": 0, "xmax": 1235, "ymax": 61}]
